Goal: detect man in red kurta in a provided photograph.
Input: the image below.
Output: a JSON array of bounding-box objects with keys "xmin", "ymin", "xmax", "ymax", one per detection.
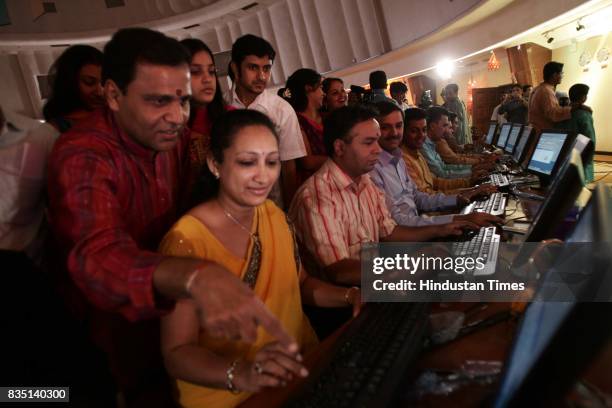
[{"xmin": 48, "ymin": 28, "xmax": 297, "ymax": 406}]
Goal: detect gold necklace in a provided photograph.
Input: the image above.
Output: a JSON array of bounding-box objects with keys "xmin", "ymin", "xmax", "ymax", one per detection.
[
  {"xmin": 222, "ymin": 207, "xmax": 261, "ymax": 288},
  {"xmin": 223, "ymin": 208, "xmax": 256, "ymax": 239}
]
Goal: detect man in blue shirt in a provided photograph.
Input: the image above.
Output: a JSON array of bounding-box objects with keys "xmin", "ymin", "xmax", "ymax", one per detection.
[
  {"xmin": 422, "ymin": 106, "xmax": 489, "ymax": 181},
  {"xmin": 367, "ymin": 70, "xmax": 398, "ymax": 106},
  {"xmin": 370, "ymin": 101, "xmax": 502, "ymax": 228}
]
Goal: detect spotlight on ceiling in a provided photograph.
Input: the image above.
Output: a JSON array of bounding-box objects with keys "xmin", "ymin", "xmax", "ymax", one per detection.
[
  {"xmin": 543, "ymin": 32, "xmax": 554, "ymax": 44},
  {"xmin": 576, "ymin": 20, "xmax": 586, "ymax": 31}
]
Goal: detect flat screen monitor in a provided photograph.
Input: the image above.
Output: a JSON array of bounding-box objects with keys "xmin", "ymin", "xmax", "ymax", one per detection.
[
  {"xmin": 495, "ymin": 123, "xmax": 512, "ymax": 149},
  {"xmin": 512, "ymin": 126, "xmax": 532, "ymax": 164},
  {"xmin": 494, "ymin": 183, "xmax": 612, "ymax": 407},
  {"xmin": 523, "ymin": 149, "xmax": 584, "ymax": 243},
  {"xmin": 504, "ymin": 124, "xmax": 523, "ymax": 154},
  {"xmin": 485, "ymin": 122, "xmax": 498, "ymax": 145},
  {"xmin": 566, "ymin": 183, "xmax": 612, "ymax": 243},
  {"xmin": 526, "ymin": 130, "xmax": 575, "ymax": 178}
]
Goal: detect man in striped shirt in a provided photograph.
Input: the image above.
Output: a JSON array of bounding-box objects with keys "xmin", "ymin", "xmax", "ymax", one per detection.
[{"xmin": 289, "ymin": 105, "xmax": 476, "ymax": 285}]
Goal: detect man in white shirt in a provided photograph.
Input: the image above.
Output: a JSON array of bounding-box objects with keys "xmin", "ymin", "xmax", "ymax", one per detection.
[
  {"xmin": 0, "ymin": 106, "xmax": 58, "ymax": 261},
  {"xmin": 225, "ymin": 34, "xmax": 306, "ymax": 208},
  {"xmin": 490, "ymin": 91, "xmax": 509, "ymax": 125},
  {"xmin": 390, "ymin": 81, "xmax": 413, "ymax": 111}
]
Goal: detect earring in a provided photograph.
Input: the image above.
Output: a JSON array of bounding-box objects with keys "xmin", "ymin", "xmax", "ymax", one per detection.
[{"xmin": 214, "ymin": 171, "xmax": 220, "ymax": 179}]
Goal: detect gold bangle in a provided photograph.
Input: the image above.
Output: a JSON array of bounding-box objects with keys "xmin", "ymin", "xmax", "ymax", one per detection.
[
  {"xmin": 185, "ymin": 268, "xmax": 200, "ymax": 296},
  {"xmin": 344, "ymin": 286, "xmax": 359, "ymax": 305}
]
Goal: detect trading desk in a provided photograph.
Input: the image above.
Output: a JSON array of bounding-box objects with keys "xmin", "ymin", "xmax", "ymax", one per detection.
[
  {"xmin": 242, "ymin": 301, "xmax": 612, "ymax": 407},
  {"xmin": 242, "ymin": 192, "xmax": 611, "ymax": 407}
]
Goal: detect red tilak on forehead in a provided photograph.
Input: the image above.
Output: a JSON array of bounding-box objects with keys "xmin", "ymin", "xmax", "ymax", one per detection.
[{"xmin": 176, "ymin": 89, "xmax": 183, "ymax": 96}]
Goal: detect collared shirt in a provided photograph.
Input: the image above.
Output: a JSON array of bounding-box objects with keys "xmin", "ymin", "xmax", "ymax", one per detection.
[
  {"xmin": 47, "ymin": 108, "xmax": 190, "ymax": 321},
  {"xmin": 528, "ymin": 82, "xmax": 571, "ymax": 133},
  {"xmin": 288, "ymin": 159, "xmax": 396, "ymax": 267},
  {"xmin": 368, "ymin": 89, "xmax": 399, "ymax": 106},
  {"xmin": 421, "ymin": 138, "xmax": 472, "ymax": 179},
  {"xmin": 370, "ymin": 148, "xmax": 456, "ymax": 226},
  {"xmin": 401, "ymin": 145, "xmax": 471, "ymax": 194},
  {"xmin": 435, "ymin": 138, "xmax": 480, "ymax": 165},
  {"xmin": 0, "ymin": 115, "xmax": 58, "ymax": 256},
  {"xmin": 226, "ymin": 88, "xmax": 306, "ymax": 161}
]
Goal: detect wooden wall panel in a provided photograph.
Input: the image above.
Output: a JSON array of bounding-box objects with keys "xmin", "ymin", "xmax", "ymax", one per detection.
[{"xmin": 506, "ymin": 42, "xmax": 552, "ymax": 87}]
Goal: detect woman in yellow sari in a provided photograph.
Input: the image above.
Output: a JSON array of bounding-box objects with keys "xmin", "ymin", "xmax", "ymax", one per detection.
[{"xmin": 160, "ymin": 109, "xmax": 360, "ymax": 408}]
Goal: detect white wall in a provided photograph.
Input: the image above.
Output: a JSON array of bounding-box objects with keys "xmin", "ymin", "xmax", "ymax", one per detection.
[
  {"xmin": 553, "ymin": 33, "xmax": 612, "ymax": 152},
  {"xmin": 0, "ymin": 54, "xmax": 36, "ymax": 118},
  {"xmin": 334, "ymin": 0, "xmax": 589, "ymax": 88},
  {"xmin": 380, "ymin": 0, "xmax": 481, "ymax": 50}
]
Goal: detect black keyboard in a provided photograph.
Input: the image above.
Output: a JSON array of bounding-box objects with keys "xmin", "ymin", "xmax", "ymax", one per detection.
[{"xmin": 287, "ymin": 302, "xmax": 430, "ymax": 408}]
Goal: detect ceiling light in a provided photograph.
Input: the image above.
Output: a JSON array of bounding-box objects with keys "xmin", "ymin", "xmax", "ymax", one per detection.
[
  {"xmin": 436, "ymin": 59, "xmax": 455, "ymax": 80},
  {"xmin": 543, "ymin": 32, "xmax": 554, "ymax": 44}
]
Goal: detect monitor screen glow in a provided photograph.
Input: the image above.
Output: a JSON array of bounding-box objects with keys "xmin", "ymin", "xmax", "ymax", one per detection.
[
  {"xmin": 505, "ymin": 125, "xmax": 522, "ymax": 153},
  {"xmin": 527, "ymin": 132, "xmax": 569, "ymax": 176},
  {"xmin": 486, "ymin": 123, "xmax": 497, "ymax": 145},
  {"xmin": 496, "ymin": 123, "xmax": 512, "ymax": 148},
  {"xmin": 513, "ymin": 126, "xmax": 532, "ymax": 163}
]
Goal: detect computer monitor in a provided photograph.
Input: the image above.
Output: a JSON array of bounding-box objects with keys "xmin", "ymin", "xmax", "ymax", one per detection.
[
  {"xmin": 504, "ymin": 124, "xmax": 523, "ymax": 154},
  {"xmin": 566, "ymin": 183, "xmax": 612, "ymax": 243},
  {"xmin": 526, "ymin": 130, "xmax": 576, "ymax": 185},
  {"xmin": 512, "ymin": 125, "xmax": 533, "ymax": 165},
  {"xmin": 495, "ymin": 123, "xmax": 512, "ymax": 149},
  {"xmin": 494, "ymin": 183, "xmax": 612, "ymax": 408},
  {"xmin": 523, "ymin": 149, "xmax": 585, "ymax": 243},
  {"xmin": 485, "ymin": 122, "xmax": 498, "ymax": 145}
]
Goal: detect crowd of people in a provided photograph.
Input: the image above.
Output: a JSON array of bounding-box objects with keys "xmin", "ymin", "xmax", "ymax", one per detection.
[
  {"xmin": 0, "ymin": 27, "xmax": 596, "ymax": 408},
  {"xmin": 489, "ymin": 62, "xmax": 595, "ymax": 181}
]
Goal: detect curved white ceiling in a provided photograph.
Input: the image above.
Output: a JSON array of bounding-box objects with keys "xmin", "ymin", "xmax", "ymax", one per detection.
[{"xmin": 0, "ymin": 0, "xmax": 283, "ymax": 45}]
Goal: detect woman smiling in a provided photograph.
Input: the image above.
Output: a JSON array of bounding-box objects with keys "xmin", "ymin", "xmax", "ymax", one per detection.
[{"xmin": 159, "ymin": 109, "xmax": 360, "ymax": 408}]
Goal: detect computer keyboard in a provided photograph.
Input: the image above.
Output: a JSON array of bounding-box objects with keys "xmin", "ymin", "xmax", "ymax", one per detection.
[
  {"xmin": 451, "ymin": 226, "xmax": 500, "ymax": 276},
  {"xmin": 461, "ymin": 192, "xmax": 508, "ymax": 216},
  {"xmin": 287, "ymin": 302, "xmax": 430, "ymax": 408},
  {"xmin": 490, "ymin": 173, "xmax": 510, "ymax": 188}
]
